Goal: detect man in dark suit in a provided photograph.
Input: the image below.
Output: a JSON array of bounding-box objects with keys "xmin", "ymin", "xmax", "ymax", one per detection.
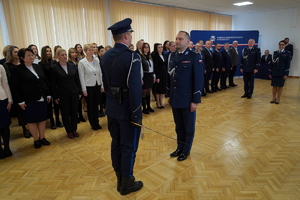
[
  {"xmin": 221, "ymin": 43, "xmax": 232, "ymax": 89},
  {"xmin": 229, "ymin": 40, "xmax": 239, "ymax": 87},
  {"xmin": 261, "ymin": 50, "xmax": 272, "ymax": 64},
  {"xmin": 102, "ymin": 18, "xmax": 143, "ymax": 195},
  {"xmin": 168, "ymin": 31, "xmax": 204, "ymax": 161},
  {"xmin": 212, "ymin": 43, "xmax": 222, "ymax": 92},
  {"xmin": 284, "ymin": 37, "xmax": 293, "ymax": 60},
  {"xmin": 240, "ymin": 39, "xmax": 261, "ymax": 99},
  {"xmin": 202, "ymin": 40, "xmax": 214, "ymax": 94}
]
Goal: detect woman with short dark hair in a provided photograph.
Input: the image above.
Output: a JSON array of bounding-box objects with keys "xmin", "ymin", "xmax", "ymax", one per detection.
[{"xmin": 11, "ymin": 48, "xmax": 51, "ymax": 149}]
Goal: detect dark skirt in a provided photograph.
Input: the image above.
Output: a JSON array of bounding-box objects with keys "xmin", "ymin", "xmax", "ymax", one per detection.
[
  {"xmin": 142, "ymin": 73, "xmax": 154, "ymax": 89},
  {"xmin": 0, "ymin": 98, "xmax": 11, "ymax": 129},
  {"xmin": 22, "ymin": 101, "xmax": 47, "ymax": 123},
  {"xmin": 153, "ymin": 73, "xmax": 167, "ymax": 94},
  {"xmin": 271, "ymin": 76, "xmax": 286, "ymax": 87}
]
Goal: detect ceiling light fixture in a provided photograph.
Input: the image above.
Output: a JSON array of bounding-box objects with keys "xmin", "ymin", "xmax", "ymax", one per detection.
[{"xmin": 233, "ymin": 1, "xmax": 253, "ymax": 6}]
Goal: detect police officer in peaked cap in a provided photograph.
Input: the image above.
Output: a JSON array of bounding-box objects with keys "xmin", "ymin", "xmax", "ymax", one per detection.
[{"xmin": 101, "ymin": 18, "xmax": 143, "ymax": 195}]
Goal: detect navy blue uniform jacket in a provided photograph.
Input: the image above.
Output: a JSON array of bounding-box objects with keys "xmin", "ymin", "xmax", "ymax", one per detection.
[
  {"xmin": 270, "ymin": 50, "xmax": 291, "ymax": 76},
  {"xmin": 240, "ymin": 47, "xmax": 261, "ymax": 72},
  {"xmin": 102, "ymin": 43, "xmax": 142, "ymax": 122},
  {"xmin": 168, "ymin": 48, "xmax": 204, "ymax": 108}
]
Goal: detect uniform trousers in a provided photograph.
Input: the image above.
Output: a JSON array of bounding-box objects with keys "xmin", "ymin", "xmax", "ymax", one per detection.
[
  {"xmin": 107, "ymin": 116, "xmax": 140, "ymax": 177},
  {"xmin": 229, "ymin": 65, "xmax": 237, "ymax": 85},
  {"xmin": 86, "ymin": 84, "xmax": 101, "ymax": 129},
  {"xmin": 221, "ymin": 69, "xmax": 230, "ymax": 87},
  {"xmin": 172, "ymin": 107, "xmax": 196, "ymax": 153},
  {"xmin": 243, "ymin": 71, "xmax": 255, "ymax": 96},
  {"xmin": 204, "ymin": 71, "xmax": 212, "ymax": 91},
  {"xmin": 59, "ymin": 93, "xmax": 79, "ymax": 133}
]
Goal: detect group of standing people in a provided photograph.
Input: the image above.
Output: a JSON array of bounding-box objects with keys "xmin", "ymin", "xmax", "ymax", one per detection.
[{"xmin": 0, "ymin": 42, "xmax": 108, "ymax": 151}]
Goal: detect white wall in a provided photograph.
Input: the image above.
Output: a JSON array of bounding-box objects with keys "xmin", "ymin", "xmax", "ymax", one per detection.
[{"xmin": 232, "ymin": 8, "xmax": 300, "ymax": 77}]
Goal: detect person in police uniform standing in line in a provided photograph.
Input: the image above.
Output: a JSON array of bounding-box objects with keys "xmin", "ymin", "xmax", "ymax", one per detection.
[
  {"xmin": 269, "ymin": 40, "xmax": 291, "ymax": 104},
  {"xmin": 240, "ymin": 39, "xmax": 261, "ymax": 99},
  {"xmin": 101, "ymin": 18, "xmax": 143, "ymax": 195},
  {"xmin": 168, "ymin": 31, "xmax": 204, "ymax": 161},
  {"xmin": 202, "ymin": 40, "xmax": 214, "ymax": 95}
]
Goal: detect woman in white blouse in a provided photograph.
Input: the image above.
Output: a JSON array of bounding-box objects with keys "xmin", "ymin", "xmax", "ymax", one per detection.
[
  {"xmin": 78, "ymin": 44, "xmax": 104, "ymax": 130},
  {"xmin": 0, "ymin": 64, "xmax": 13, "ymax": 159}
]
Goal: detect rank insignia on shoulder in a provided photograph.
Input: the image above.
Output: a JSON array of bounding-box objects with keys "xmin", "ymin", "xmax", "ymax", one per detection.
[{"xmin": 182, "ymin": 61, "xmax": 190, "ymax": 63}]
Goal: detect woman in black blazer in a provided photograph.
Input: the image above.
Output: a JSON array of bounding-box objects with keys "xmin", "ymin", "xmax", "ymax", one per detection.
[
  {"xmin": 68, "ymin": 47, "xmax": 86, "ymax": 123},
  {"xmin": 51, "ymin": 49, "xmax": 82, "ymax": 139},
  {"xmin": 11, "ymin": 48, "xmax": 51, "ymax": 149},
  {"xmin": 39, "ymin": 45, "xmax": 63, "ymax": 129},
  {"xmin": 141, "ymin": 42, "xmax": 155, "ymax": 114},
  {"xmin": 151, "ymin": 43, "xmax": 167, "ymax": 108}
]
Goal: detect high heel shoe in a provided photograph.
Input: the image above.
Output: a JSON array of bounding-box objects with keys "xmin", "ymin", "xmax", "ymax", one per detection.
[
  {"xmin": 270, "ymin": 99, "xmax": 276, "ymax": 103},
  {"xmin": 275, "ymin": 101, "xmax": 280, "ymax": 104}
]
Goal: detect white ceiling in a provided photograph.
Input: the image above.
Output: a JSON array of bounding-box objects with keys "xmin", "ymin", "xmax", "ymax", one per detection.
[{"xmin": 125, "ymin": 0, "xmax": 300, "ymax": 15}]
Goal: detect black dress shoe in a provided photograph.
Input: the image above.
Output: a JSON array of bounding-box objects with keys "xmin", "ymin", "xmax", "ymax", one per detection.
[
  {"xmin": 92, "ymin": 127, "xmax": 98, "ymax": 130},
  {"xmin": 51, "ymin": 123, "xmax": 57, "ymax": 129},
  {"xmin": 202, "ymin": 92, "xmax": 207, "ymax": 96},
  {"xmin": 143, "ymin": 109, "xmax": 149, "ymax": 114},
  {"xmin": 270, "ymin": 99, "xmax": 276, "ymax": 103},
  {"xmin": 79, "ymin": 116, "xmax": 86, "ymax": 122},
  {"xmin": 170, "ymin": 149, "xmax": 182, "ymax": 157},
  {"xmin": 206, "ymin": 90, "xmax": 214, "ymax": 93},
  {"xmin": 177, "ymin": 152, "xmax": 190, "ymax": 161},
  {"xmin": 226, "ymin": 85, "xmax": 230, "ymax": 88},
  {"xmin": 221, "ymin": 86, "xmax": 227, "ymax": 89},
  {"xmin": 23, "ymin": 129, "xmax": 31, "ymax": 138},
  {"xmin": 40, "ymin": 138, "xmax": 50, "ymax": 145},
  {"xmin": 241, "ymin": 94, "xmax": 248, "ymax": 98},
  {"xmin": 216, "ymin": 87, "xmax": 222, "ymax": 91},
  {"xmin": 96, "ymin": 124, "xmax": 102, "ymax": 129},
  {"xmin": 56, "ymin": 120, "xmax": 64, "ymax": 127},
  {"xmin": 247, "ymin": 95, "xmax": 252, "ymax": 99},
  {"xmin": 34, "ymin": 140, "xmax": 42, "ymax": 149},
  {"xmin": 147, "ymin": 107, "xmax": 155, "ymax": 112},
  {"xmin": 275, "ymin": 101, "xmax": 280, "ymax": 104},
  {"xmin": 4, "ymin": 149, "xmax": 13, "ymax": 157}
]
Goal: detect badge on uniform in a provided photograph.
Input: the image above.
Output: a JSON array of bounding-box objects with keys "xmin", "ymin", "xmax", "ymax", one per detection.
[
  {"xmin": 182, "ymin": 61, "xmax": 190, "ymax": 63},
  {"xmin": 199, "ymin": 60, "xmax": 203, "ymax": 63}
]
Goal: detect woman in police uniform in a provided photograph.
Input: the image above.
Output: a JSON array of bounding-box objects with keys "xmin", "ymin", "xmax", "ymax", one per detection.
[{"xmin": 269, "ymin": 40, "xmax": 291, "ymax": 104}]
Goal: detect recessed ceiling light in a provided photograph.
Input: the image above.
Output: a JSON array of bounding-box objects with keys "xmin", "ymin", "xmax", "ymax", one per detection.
[{"xmin": 233, "ymin": 1, "xmax": 253, "ymax": 6}]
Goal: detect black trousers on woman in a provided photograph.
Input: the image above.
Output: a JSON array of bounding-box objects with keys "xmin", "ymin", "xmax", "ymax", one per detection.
[
  {"xmin": 86, "ymin": 84, "xmax": 101, "ymax": 129},
  {"xmin": 59, "ymin": 93, "xmax": 79, "ymax": 133}
]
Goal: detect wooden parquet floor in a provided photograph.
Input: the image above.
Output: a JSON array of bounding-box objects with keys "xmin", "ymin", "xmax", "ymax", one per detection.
[{"xmin": 1, "ymin": 77, "xmax": 300, "ymax": 200}]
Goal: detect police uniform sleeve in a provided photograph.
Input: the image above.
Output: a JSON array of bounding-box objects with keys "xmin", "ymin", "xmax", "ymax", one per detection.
[
  {"xmin": 192, "ymin": 53, "xmax": 204, "ymax": 103},
  {"xmin": 128, "ymin": 52, "xmax": 142, "ymax": 123},
  {"xmin": 240, "ymin": 48, "xmax": 245, "ymax": 69}
]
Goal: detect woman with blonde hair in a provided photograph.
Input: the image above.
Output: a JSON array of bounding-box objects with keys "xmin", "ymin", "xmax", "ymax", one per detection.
[
  {"xmin": 0, "ymin": 45, "xmax": 12, "ymax": 65},
  {"xmin": 78, "ymin": 44, "xmax": 104, "ymax": 130},
  {"xmin": 4, "ymin": 46, "xmax": 31, "ymax": 138},
  {"xmin": 50, "ymin": 49, "xmax": 81, "ymax": 139}
]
